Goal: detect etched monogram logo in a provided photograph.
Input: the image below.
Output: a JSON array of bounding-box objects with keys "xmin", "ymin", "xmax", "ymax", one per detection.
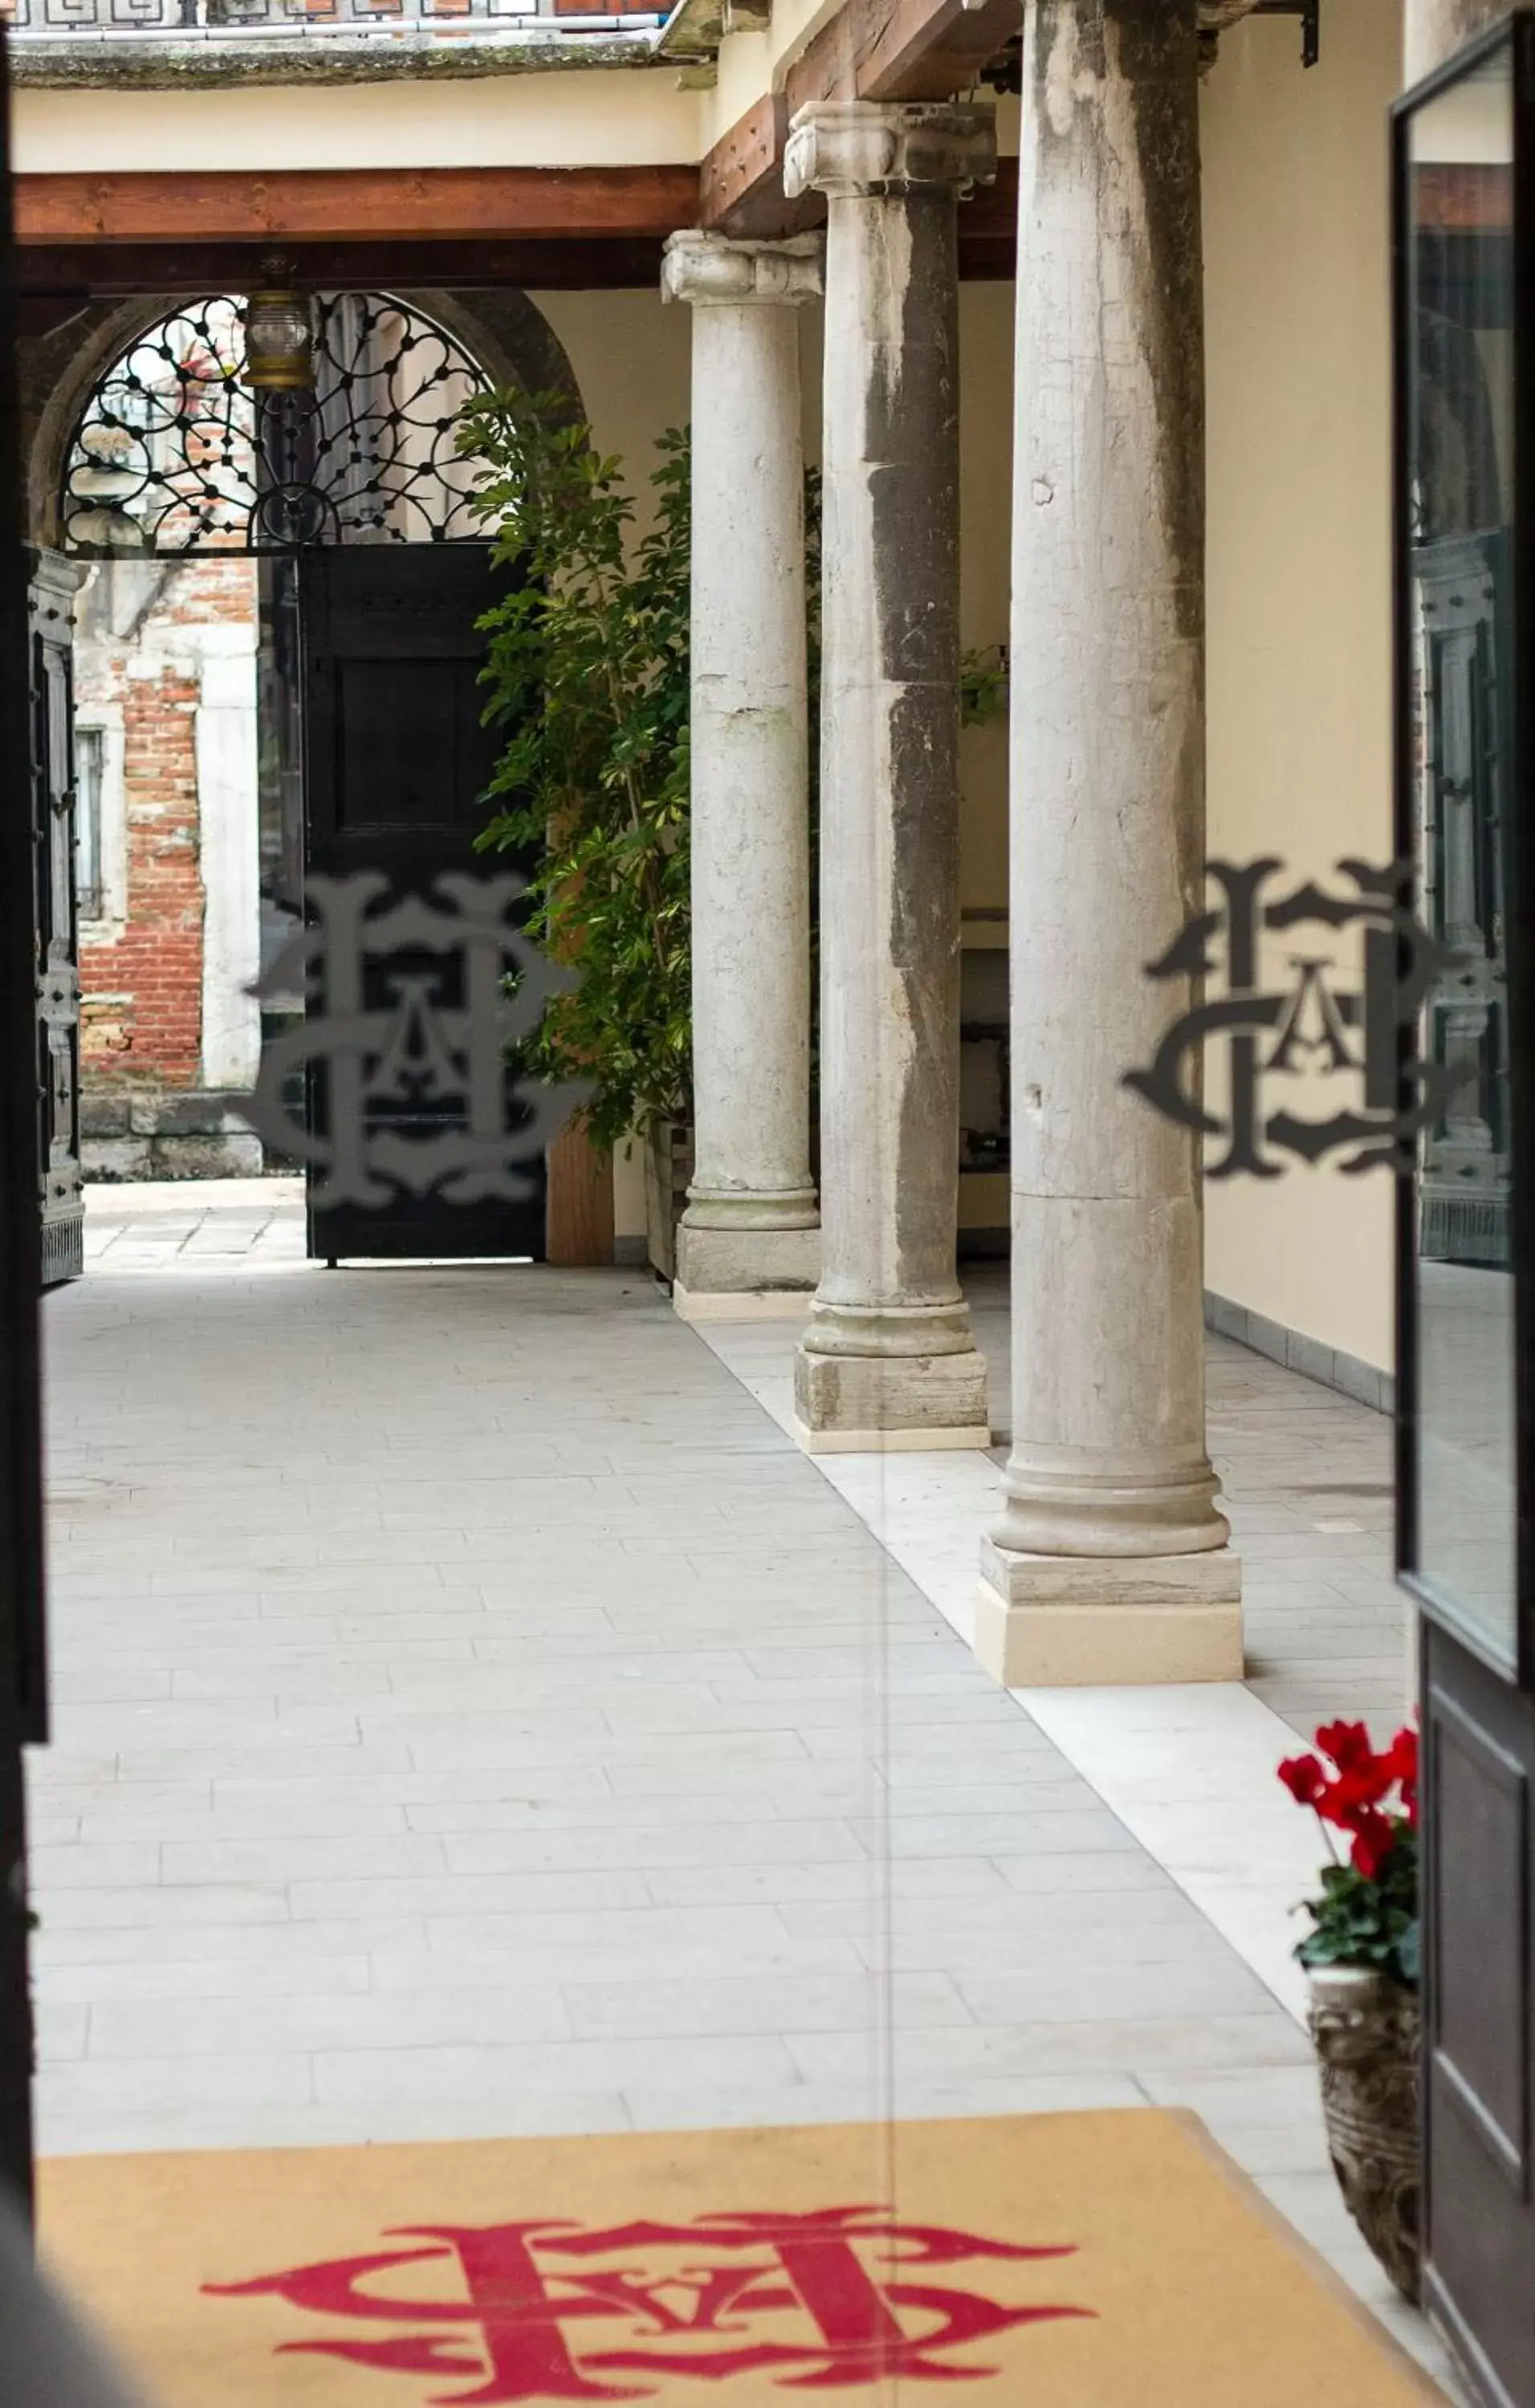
[
  {"xmin": 1124, "ymin": 856, "xmax": 1470, "ymax": 1177},
  {"xmin": 242, "ymin": 871, "xmax": 587, "ymax": 1211},
  {"xmin": 205, "ymin": 2205, "xmax": 1090, "ymax": 2400}
]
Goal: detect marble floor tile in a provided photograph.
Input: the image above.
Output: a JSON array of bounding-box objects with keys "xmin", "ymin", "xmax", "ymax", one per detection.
[{"xmin": 23, "ymin": 1190, "xmax": 1443, "ymax": 2377}]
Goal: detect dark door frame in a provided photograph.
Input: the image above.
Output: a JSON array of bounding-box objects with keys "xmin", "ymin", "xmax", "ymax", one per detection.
[
  {"xmin": 1394, "ymin": 23, "xmax": 1535, "ymax": 2406},
  {"xmin": 0, "ymin": 18, "xmax": 49, "ymax": 2219}
]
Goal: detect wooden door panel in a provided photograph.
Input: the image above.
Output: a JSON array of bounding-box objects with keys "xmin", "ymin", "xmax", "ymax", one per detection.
[
  {"xmin": 335, "ymin": 660, "xmax": 466, "ymax": 835},
  {"xmin": 1432, "ymin": 1699, "xmax": 1529, "ymax": 2174},
  {"xmin": 299, "ymin": 547, "xmax": 548, "ymax": 1264},
  {"xmin": 1424, "ymin": 1623, "xmax": 1535, "ymax": 2408}
]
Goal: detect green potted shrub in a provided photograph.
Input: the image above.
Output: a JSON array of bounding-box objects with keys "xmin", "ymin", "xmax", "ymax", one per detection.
[{"xmin": 462, "ymin": 388, "xmax": 692, "ymax": 1274}]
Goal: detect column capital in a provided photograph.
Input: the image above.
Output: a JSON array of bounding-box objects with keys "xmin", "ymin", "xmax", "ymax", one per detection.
[
  {"xmin": 784, "ymin": 100, "xmax": 996, "ymax": 204},
  {"xmin": 662, "ymin": 229, "xmax": 823, "ymax": 309}
]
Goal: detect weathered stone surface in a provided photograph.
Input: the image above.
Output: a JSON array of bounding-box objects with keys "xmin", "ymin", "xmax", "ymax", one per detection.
[
  {"xmin": 125, "ymin": 1090, "xmax": 258, "ymax": 1138},
  {"xmin": 981, "ymin": 0, "xmax": 1239, "ymax": 1673},
  {"xmin": 80, "ymin": 1137, "xmax": 153, "ymax": 1182},
  {"xmin": 84, "ymin": 1088, "xmax": 266, "ymax": 1178},
  {"xmin": 10, "ymin": 28, "xmax": 657, "ymax": 89},
  {"xmin": 663, "ymin": 231, "xmax": 821, "ymax": 1304},
  {"xmin": 150, "ymin": 1133, "xmax": 265, "ymax": 1179},
  {"xmin": 675, "ymin": 1222, "xmax": 820, "ymax": 1301},
  {"xmin": 789, "ymin": 101, "xmax": 995, "ymax": 1443},
  {"xmin": 1404, "ymin": 0, "xmax": 1504, "ymax": 80},
  {"xmin": 796, "ymin": 1346, "xmax": 990, "ymax": 1453},
  {"xmin": 784, "ymin": 99, "xmax": 996, "ymax": 201}
]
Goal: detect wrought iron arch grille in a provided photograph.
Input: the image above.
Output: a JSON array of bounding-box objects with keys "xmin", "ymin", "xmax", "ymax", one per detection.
[{"xmin": 62, "ymin": 292, "xmax": 491, "ymax": 555}]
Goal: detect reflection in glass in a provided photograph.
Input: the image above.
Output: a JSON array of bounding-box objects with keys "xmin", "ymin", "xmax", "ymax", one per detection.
[{"xmin": 1407, "ymin": 50, "xmax": 1518, "ymax": 1662}]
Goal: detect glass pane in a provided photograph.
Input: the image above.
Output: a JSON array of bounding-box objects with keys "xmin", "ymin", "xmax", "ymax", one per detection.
[{"xmin": 1405, "ymin": 46, "xmax": 1519, "ymax": 1662}]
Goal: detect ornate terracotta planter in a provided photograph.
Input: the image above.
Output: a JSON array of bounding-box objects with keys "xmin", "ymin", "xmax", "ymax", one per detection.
[{"xmin": 1307, "ymin": 1965, "xmax": 1421, "ymax": 2303}]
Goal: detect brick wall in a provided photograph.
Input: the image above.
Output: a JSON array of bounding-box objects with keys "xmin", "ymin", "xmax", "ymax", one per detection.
[{"xmin": 77, "ymin": 555, "xmax": 258, "ymax": 1093}]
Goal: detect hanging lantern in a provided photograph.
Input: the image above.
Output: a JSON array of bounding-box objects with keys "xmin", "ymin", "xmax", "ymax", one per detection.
[{"xmin": 243, "ymin": 260, "xmax": 314, "ymax": 394}]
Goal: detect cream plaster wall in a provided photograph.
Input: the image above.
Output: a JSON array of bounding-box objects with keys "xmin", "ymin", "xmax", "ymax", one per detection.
[
  {"xmin": 10, "ymin": 38, "xmax": 1018, "ymax": 189},
  {"xmin": 531, "ymin": 287, "xmax": 692, "ymax": 494},
  {"xmin": 10, "ymin": 70, "xmax": 704, "ymax": 173},
  {"xmin": 1201, "ymin": 0, "xmax": 1402, "ymax": 1373}
]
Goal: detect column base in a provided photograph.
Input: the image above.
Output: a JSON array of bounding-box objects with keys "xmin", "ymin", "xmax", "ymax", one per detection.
[
  {"xmin": 794, "ymin": 1344, "xmax": 991, "ymax": 1452},
  {"xmin": 675, "ymin": 1280, "xmax": 815, "ymax": 1324},
  {"xmin": 975, "ymin": 1537, "xmax": 1244, "ymax": 1687},
  {"xmin": 674, "ymin": 1222, "xmax": 820, "ymax": 1316}
]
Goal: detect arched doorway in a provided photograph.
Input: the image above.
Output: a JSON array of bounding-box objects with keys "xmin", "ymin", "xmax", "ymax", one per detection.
[{"xmin": 54, "ymin": 287, "xmax": 557, "ymax": 1265}]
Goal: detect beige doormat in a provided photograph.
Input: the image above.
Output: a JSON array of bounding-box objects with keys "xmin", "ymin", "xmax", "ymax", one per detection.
[{"xmin": 38, "ymin": 2110, "xmax": 1447, "ymax": 2406}]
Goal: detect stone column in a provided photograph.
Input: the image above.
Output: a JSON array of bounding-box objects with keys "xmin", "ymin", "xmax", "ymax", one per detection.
[
  {"xmin": 975, "ymin": 0, "xmax": 1243, "ymax": 1683},
  {"xmin": 662, "ymin": 230, "xmax": 823, "ymax": 1320},
  {"xmin": 785, "ymin": 100, "xmax": 995, "ymax": 1453},
  {"xmin": 1404, "ymin": 0, "xmax": 1503, "ymax": 81}
]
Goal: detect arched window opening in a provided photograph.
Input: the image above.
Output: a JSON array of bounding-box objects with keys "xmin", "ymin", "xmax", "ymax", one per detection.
[{"xmin": 62, "ymin": 291, "xmax": 491, "ymax": 555}]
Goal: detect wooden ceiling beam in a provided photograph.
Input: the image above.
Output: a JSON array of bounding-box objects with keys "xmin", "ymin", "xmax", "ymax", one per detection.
[
  {"xmin": 698, "ymin": 94, "xmax": 820, "ymax": 239},
  {"xmin": 784, "ymin": 0, "xmax": 1020, "ymax": 109},
  {"xmin": 851, "ymin": 0, "xmax": 1020, "ymax": 99},
  {"xmin": 13, "ymin": 165, "xmax": 699, "ymax": 248},
  {"xmin": 701, "ymin": 0, "xmax": 1017, "ymax": 235},
  {"xmin": 15, "ymin": 236, "xmax": 669, "ymax": 298}
]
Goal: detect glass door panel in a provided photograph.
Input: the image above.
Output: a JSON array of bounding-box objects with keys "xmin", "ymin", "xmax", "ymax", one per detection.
[{"xmin": 1403, "ymin": 43, "xmax": 1520, "ymax": 1672}]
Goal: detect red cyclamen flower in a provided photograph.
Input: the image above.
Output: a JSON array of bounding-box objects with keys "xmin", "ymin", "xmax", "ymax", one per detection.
[
  {"xmin": 1382, "ymin": 1725, "xmax": 1419, "ymax": 1826},
  {"xmin": 1348, "ymin": 1809, "xmax": 1398, "ymax": 1881},
  {"xmin": 1313, "ymin": 1719, "xmax": 1377, "ymax": 1775},
  {"xmin": 1277, "ymin": 1754, "xmax": 1328, "ymax": 1807}
]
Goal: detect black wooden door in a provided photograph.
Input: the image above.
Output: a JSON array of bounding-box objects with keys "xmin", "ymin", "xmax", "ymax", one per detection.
[
  {"xmin": 0, "ymin": 18, "xmax": 48, "ymax": 2218},
  {"xmin": 299, "ymin": 545, "xmax": 545, "ymax": 1263},
  {"xmin": 1407, "ymin": 532, "xmax": 1535, "ymax": 2408},
  {"xmin": 27, "ymin": 551, "xmax": 82, "ymax": 1291},
  {"xmin": 1394, "ymin": 53, "xmax": 1535, "ymax": 2394},
  {"xmin": 1421, "ymin": 1626, "xmax": 1535, "ymax": 2408}
]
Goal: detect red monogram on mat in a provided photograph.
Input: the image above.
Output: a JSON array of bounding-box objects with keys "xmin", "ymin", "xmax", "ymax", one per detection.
[{"xmin": 205, "ymin": 2204, "xmax": 1091, "ymax": 2402}]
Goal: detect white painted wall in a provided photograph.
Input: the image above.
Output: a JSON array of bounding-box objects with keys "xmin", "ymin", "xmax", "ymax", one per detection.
[{"xmin": 192, "ymin": 626, "xmax": 262, "ymax": 1092}]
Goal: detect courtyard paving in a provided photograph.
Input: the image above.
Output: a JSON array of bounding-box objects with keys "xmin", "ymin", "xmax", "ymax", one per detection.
[{"xmin": 31, "ymin": 1182, "xmax": 1448, "ymax": 2388}]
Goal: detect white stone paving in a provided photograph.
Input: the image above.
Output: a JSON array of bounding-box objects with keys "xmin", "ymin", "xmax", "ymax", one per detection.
[
  {"xmin": 698, "ymin": 1279, "xmax": 1410, "ymax": 2032},
  {"xmin": 27, "ymin": 1185, "xmax": 1453, "ymax": 2390}
]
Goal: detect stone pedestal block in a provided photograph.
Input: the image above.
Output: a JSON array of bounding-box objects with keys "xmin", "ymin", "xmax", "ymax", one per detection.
[
  {"xmin": 674, "ymin": 1222, "xmax": 821, "ymax": 1320},
  {"xmin": 975, "ymin": 1541, "xmax": 1244, "ymax": 1687},
  {"xmin": 795, "ymin": 1343, "xmax": 990, "ymax": 1454}
]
